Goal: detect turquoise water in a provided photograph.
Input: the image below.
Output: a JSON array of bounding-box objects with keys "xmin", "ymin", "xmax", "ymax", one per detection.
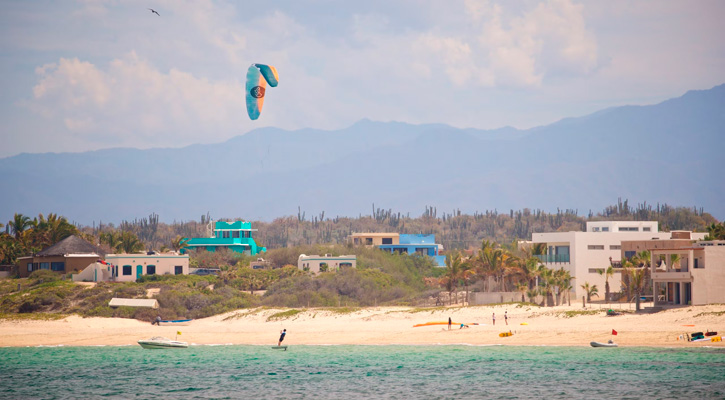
[{"xmin": 1, "ymin": 345, "xmax": 724, "ymax": 399}]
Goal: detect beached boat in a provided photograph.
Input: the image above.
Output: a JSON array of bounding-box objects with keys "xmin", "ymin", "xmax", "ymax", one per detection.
[
  {"xmin": 590, "ymin": 341, "xmax": 618, "ymax": 348},
  {"xmin": 158, "ymin": 319, "xmax": 193, "ymax": 326},
  {"xmin": 138, "ymin": 336, "xmax": 188, "ymax": 349}
]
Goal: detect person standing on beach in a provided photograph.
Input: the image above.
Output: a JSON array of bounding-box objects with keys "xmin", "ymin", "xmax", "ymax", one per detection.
[
  {"xmin": 492, "ymin": 313, "xmax": 496, "ymax": 326},
  {"xmin": 448, "ymin": 317, "xmax": 452, "ymax": 330},
  {"xmin": 505, "ymin": 311, "xmax": 508, "ymax": 325},
  {"xmin": 278, "ymin": 329, "xmax": 286, "ymax": 346}
]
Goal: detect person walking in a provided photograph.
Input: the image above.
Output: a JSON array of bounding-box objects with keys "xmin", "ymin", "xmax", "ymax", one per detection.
[
  {"xmin": 492, "ymin": 312, "xmax": 496, "ymax": 326},
  {"xmin": 448, "ymin": 317, "xmax": 452, "ymax": 330},
  {"xmin": 505, "ymin": 311, "xmax": 508, "ymax": 325}
]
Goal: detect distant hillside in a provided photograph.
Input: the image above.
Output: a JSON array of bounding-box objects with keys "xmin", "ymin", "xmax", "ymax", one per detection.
[{"xmin": 1, "ymin": 84, "xmax": 723, "ymax": 224}]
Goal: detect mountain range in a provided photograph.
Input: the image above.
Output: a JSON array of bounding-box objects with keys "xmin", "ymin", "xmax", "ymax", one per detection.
[{"xmin": 1, "ymin": 84, "xmax": 724, "ymax": 225}]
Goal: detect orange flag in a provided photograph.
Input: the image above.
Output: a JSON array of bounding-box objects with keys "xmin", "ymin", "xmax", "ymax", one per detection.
[{"xmin": 612, "ymin": 329, "xmax": 618, "ymax": 335}]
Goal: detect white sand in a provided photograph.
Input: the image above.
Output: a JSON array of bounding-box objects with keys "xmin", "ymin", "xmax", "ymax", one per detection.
[{"xmin": 1, "ymin": 304, "xmax": 723, "ymax": 348}]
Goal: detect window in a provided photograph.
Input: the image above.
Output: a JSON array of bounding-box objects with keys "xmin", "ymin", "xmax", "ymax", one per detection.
[
  {"xmin": 40, "ymin": 262, "xmax": 50, "ymax": 270},
  {"xmin": 27, "ymin": 263, "xmax": 33, "ymax": 272},
  {"xmin": 319, "ymin": 263, "xmax": 328, "ymax": 272},
  {"xmin": 147, "ymin": 265, "xmax": 156, "ymax": 275},
  {"xmin": 340, "ymin": 262, "xmax": 352, "ymax": 269},
  {"xmin": 610, "ymin": 245, "xmax": 621, "ymax": 250},
  {"xmin": 694, "ymin": 259, "xmax": 700, "ymax": 269},
  {"xmin": 222, "ymin": 231, "xmax": 230, "ymax": 238},
  {"xmin": 382, "ymin": 237, "xmax": 393, "ymax": 244},
  {"xmin": 602, "ymin": 227, "xmax": 609, "ymax": 232},
  {"xmin": 232, "ymin": 231, "xmax": 240, "ymax": 238},
  {"xmin": 593, "ymin": 227, "xmax": 600, "ymax": 232},
  {"xmin": 619, "ymin": 227, "xmax": 638, "ymax": 232},
  {"xmin": 588, "ymin": 245, "xmax": 604, "ymax": 250},
  {"xmin": 123, "ymin": 265, "xmax": 132, "ymax": 275},
  {"xmin": 175, "ymin": 266, "xmax": 183, "ymax": 275},
  {"xmin": 624, "ymin": 251, "xmax": 636, "ymax": 259},
  {"xmin": 365, "ymin": 238, "xmax": 373, "ymax": 245},
  {"xmin": 51, "ymin": 262, "xmax": 65, "ymax": 271},
  {"xmin": 643, "ymin": 227, "xmax": 651, "ymax": 232}
]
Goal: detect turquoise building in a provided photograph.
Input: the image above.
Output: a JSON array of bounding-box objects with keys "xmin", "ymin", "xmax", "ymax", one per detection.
[{"xmin": 182, "ymin": 221, "xmax": 266, "ymax": 255}]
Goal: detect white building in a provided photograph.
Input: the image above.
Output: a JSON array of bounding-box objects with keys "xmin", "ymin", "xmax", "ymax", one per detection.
[
  {"xmin": 298, "ymin": 254, "xmax": 356, "ymax": 274},
  {"xmin": 73, "ymin": 253, "xmax": 189, "ymax": 283},
  {"xmin": 531, "ymin": 221, "xmax": 706, "ymax": 299}
]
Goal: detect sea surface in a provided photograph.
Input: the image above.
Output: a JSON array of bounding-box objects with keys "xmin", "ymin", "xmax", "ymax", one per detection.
[{"xmin": 1, "ymin": 345, "xmax": 723, "ymax": 399}]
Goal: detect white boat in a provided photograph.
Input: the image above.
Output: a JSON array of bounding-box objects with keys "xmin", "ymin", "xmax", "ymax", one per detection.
[
  {"xmin": 138, "ymin": 336, "xmax": 188, "ymax": 349},
  {"xmin": 590, "ymin": 341, "xmax": 618, "ymax": 348},
  {"xmin": 158, "ymin": 319, "xmax": 193, "ymax": 326}
]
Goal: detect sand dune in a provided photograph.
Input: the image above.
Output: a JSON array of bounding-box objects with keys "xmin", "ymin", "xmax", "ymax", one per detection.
[{"xmin": 1, "ymin": 304, "xmax": 723, "ymax": 348}]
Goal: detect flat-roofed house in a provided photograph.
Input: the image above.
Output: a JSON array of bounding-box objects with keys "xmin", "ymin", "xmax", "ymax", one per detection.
[
  {"xmin": 531, "ymin": 221, "xmax": 706, "ymax": 299},
  {"xmin": 16, "ymin": 235, "xmax": 105, "ymax": 278},
  {"xmin": 348, "ymin": 233, "xmax": 400, "ymax": 246},
  {"xmin": 73, "ymin": 253, "xmax": 190, "ymax": 282},
  {"xmin": 298, "ymin": 254, "xmax": 356, "ymax": 274},
  {"xmin": 650, "ymin": 240, "xmax": 725, "ymax": 306}
]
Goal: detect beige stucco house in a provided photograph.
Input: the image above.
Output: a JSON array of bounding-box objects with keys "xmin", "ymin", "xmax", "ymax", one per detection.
[
  {"xmin": 650, "ymin": 240, "xmax": 725, "ymax": 306},
  {"xmin": 298, "ymin": 254, "xmax": 356, "ymax": 274},
  {"xmin": 348, "ymin": 233, "xmax": 399, "ymax": 246}
]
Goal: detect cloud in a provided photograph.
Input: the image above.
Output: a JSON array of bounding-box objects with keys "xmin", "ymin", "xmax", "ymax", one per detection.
[{"xmin": 30, "ymin": 53, "xmax": 247, "ymax": 147}]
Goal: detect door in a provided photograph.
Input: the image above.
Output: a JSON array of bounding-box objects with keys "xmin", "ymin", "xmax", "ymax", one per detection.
[{"xmin": 136, "ymin": 265, "xmax": 143, "ymax": 280}]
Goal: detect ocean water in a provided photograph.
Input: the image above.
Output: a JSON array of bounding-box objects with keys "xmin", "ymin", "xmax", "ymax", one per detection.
[{"xmin": 1, "ymin": 345, "xmax": 723, "ymax": 399}]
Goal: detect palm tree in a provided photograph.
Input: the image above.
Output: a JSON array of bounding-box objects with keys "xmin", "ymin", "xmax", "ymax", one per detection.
[
  {"xmin": 581, "ymin": 282, "xmax": 599, "ymax": 303},
  {"xmin": 171, "ymin": 236, "xmax": 190, "ymax": 252},
  {"xmin": 442, "ymin": 254, "xmax": 462, "ymax": 305},
  {"xmin": 117, "ymin": 231, "xmax": 144, "ymax": 254},
  {"xmin": 629, "ymin": 268, "xmax": 647, "ymax": 311},
  {"xmin": 597, "ymin": 265, "xmax": 615, "ymax": 302},
  {"xmin": 460, "ymin": 257, "xmax": 476, "ymax": 306},
  {"xmin": 8, "ymin": 213, "xmax": 31, "ymax": 240}
]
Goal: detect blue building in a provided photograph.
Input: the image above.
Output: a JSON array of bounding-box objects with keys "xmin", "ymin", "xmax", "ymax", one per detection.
[
  {"xmin": 182, "ymin": 221, "xmax": 266, "ymax": 255},
  {"xmin": 376, "ymin": 234, "xmax": 446, "ymax": 267}
]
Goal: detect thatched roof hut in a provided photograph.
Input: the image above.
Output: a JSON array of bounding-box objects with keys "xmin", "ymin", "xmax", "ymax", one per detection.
[{"xmin": 36, "ymin": 235, "xmax": 106, "ymax": 257}]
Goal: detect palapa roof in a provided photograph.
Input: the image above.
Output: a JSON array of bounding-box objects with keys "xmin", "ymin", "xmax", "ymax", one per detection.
[{"xmin": 36, "ymin": 235, "xmax": 106, "ymax": 257}]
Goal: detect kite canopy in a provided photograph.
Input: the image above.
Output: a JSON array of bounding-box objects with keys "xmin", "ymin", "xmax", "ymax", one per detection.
[{"xmin": 246, "ymin": 63, "xmax": 279, "ymax": 120}]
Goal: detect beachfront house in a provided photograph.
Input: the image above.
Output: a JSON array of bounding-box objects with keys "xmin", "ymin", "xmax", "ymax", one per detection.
[
  {"xmin": 298, "ymin": 254, "xmax": 356, "ymax": 274},
  {"xmin": 530, "ymin": 221, "xmax": 706, "ymax": 300},
  {"xmin": 16, "ymin": 235, "xmax": 105, "ymax": 278},
  {"xmin": 349, "ymin": 232, "xmax": 446, "ymax": 267},
  {"xmin": 181, "ymin": 220, "xmax": 266, "ymax": 256},
  {"xmin": 649, "ymin": 240, "xmax": 725, "ymax": 306},
  {"xmin": 72, "ymin": 253, "xmax": 189, "ymax": 282}
]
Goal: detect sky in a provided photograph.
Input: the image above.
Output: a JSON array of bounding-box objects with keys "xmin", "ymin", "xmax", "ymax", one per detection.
[{"xmin": 1, "ymin": 0, "xmax": 724, "ymax": 158}]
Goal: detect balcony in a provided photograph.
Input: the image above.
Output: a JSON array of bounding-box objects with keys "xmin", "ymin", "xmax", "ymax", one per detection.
[{"xmin": 534, "ymin": 254, "xmax": 570, "ymax": 263}]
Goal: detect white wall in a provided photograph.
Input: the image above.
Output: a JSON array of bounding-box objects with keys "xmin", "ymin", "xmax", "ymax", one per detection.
[{"xmin": 106, "ymin": 254, "xmax": 189, "ymax": 282}]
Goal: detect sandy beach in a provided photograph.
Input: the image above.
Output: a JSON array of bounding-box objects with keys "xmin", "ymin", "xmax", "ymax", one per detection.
[{"xmin": 1, "ymin": 304, "xmax": 723, "ymax": 348}]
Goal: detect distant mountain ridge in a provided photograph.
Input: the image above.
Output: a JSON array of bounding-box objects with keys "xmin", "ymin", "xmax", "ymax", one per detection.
[{"xmin": 1, "ymin": 84, "xmax": 723, "ymax": 224}]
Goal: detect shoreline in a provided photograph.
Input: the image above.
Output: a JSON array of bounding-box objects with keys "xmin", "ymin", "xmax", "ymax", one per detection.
[{"xmin": 1, "ymin": 304, "xmax": 723, "ymax": 348}]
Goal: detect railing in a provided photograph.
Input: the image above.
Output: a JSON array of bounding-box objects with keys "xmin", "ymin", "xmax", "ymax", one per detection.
[{"xmin": 534, "ymin": 254, "xmax": 570, "ymax": 263}]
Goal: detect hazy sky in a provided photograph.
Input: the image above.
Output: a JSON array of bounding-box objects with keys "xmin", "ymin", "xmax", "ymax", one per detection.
[{"xmin": 1, "ymin": 0, "xmax": 724, "ymax": 158}]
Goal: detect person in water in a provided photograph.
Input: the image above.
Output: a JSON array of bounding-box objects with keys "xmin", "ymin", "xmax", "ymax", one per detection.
[{"xmin": 278, "ymin": 329, "xmax": 286, "ymax": 346}]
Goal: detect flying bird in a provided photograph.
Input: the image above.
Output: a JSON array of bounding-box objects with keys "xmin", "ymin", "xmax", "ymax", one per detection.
[{"xmin": 148, "ymin": 8, "xmax": 160, "ymax": 16}]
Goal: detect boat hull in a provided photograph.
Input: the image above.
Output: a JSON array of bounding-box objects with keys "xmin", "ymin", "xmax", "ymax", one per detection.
[
  {"xmin": 138, "ymin": 338, "xmax": 188, "ymax": 349},
  {"xmin": 590, "ymin": 341, "xmax": 618, "ymax": 348},
  {"xmin": 158, "ymin": 319, "xmax": 193, "ymax": 326}
]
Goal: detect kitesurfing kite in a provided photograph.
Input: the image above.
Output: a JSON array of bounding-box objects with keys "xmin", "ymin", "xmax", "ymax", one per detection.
[{"xmin": 245, "ymin": 64, "xmax": 279, "ymax": 120}]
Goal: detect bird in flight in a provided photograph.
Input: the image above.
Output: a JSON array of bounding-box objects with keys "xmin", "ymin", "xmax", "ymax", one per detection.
[{"xmin": 148, "ymin": 8, "xmax": 160, "ymax": 16}]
